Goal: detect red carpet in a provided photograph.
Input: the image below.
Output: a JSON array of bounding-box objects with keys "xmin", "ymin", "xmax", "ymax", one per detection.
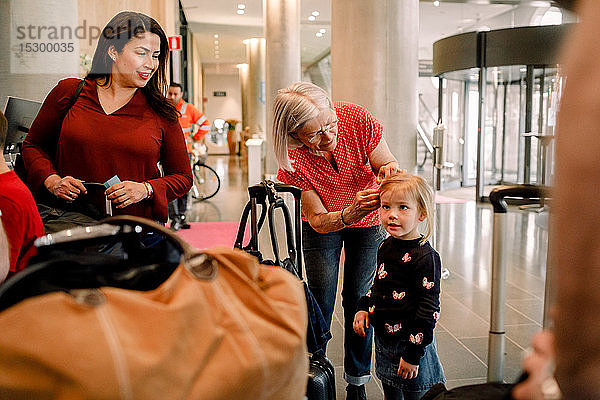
[{"xmin": 171, "ymin": 222, "xmax": 248, "ymax": 249}]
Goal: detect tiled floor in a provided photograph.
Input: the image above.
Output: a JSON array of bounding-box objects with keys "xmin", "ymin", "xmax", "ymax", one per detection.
[{"xmin": 190, "ymin": 155, "xmax": 549, "ymax": 399}]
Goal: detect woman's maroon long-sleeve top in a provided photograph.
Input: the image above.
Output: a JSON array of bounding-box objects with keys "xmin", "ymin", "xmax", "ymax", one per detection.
[{"xmin": 22, "ymin": 78, "xmax": 193, "ymax": 222}]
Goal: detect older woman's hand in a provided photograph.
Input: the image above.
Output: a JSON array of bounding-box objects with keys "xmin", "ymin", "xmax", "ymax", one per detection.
[
  {"xmin": 45, "ymin": 174, "xmax": 87, "ymax": 201},
  {"xmin": 376, "ymin": 162, "xmax": 402, "ymax": 184},
  {"xmin": 105, "ymin": 181, "xmax": 149, "ymax": 209},
  {"xmin": 343, "ymin": 188, "xmax": 380, "ymax": 225}
]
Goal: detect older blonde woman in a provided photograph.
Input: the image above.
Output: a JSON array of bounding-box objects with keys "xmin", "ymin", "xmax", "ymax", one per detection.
[{"xmin": 273, "ymin": 82, "xmax": 399, "ymax": 400}]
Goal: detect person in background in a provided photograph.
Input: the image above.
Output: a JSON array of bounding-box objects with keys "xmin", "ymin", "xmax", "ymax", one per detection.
[
  {"xmin": 550, "ymin": 0, "xmax": 600, "ymax": 398},
  {"xmin": 225, "ymin": 118, "xmax": 240, "ymax": 156},
  {"xmin": 354, "ymin": 173, "xmax": 445, "ymax": 400},
  {"xmin": 0, "ymin": 111, "xmax": 44, "ymax": 282},
  {"xmin": 22, "ymin": 11, "xmax": 192, "ymax": 231},
  {"xmin": 166, "ymin": 82, "xmax": 211, "ymax": 230},
  {"xmin": 273, "ymin": 82, "xmax": 400, "ymax": 400}
]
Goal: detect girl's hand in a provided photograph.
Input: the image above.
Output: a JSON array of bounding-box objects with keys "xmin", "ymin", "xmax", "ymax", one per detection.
[
  {"xmin": 353, "ymin": 311, "xmax": 370, "ymax": 337},
  {"xmin": 397, "ymin": 358, "xmax": 419, "ymax": 380},
  {"xmin": 45, "ymin": 174, "xmax": 87, "ymax": 201},
  {"xmin": 105, "ymin": 181, "xmax": 148, "ymax": 209}
]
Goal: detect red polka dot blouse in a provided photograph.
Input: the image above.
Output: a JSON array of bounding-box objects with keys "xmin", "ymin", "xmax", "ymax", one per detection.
[{"xmin": 277, "ymin": 101, "xmax": 383, "ymax": 228}]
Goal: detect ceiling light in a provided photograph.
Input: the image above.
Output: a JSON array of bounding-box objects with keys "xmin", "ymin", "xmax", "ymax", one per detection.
[
  {"xmin": 319, "ymin": 28, "xmax": 326, "ymax": 33},
  {"xmin": 308, "ymin": 15, "xmax": 316, "ymax": 21},
  {"xmin": 237, "ymin": 9, "xmax": 245, "ymax": 15},
  {"xmin": 213, "ymin": 34, "xmax": 219, "ymax": 38},
  {"xmin": 214, "ymin": 40, "xmax": 219, "ymax": 44},
  {"xmin": 215, "ymin": 45, "xmax": 219, "ymax": 50},
  {"xmin": 215, "ymin": 55, "xmax": 220, "ymax": 59},
  {"xmin": 433, "ymin": 0, "xmax": 440, "ymax": 6},
  {"xmin": 237, "ymin": 3, "xmax": 246, "ymax": 9},
  {"xmin": 311, "ymin": 11, "xmax": 320, "ymax": 16},
  {"xmin": 316, "ymin": 32, "xmax": 323, "ymax": 38}
]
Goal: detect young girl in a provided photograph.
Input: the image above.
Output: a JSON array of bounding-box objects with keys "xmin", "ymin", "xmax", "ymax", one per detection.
[{"xmin": 353, "ymin": 172, "xmax": 445, "ymax": 400}]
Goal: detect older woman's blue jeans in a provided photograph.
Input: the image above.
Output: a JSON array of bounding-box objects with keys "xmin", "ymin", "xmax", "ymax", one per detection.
[{"xmin": 302, "ymin": 222, "xmax": 386, "ymax": 385}]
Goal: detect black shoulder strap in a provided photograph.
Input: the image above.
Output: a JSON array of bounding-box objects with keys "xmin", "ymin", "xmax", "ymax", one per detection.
[{"xmin": 63, "ymin": 79, "xmax": 85, "ymax": 118}]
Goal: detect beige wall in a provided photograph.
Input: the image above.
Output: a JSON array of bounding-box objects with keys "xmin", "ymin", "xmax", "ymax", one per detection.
[
  {"xmin": 77, "ymin": 0, "xmax": 177, "ymax": 64},
  {"xmin": 203, "ymin": 74, "xmax": 242, "ymax": 123},
  {"xmin": 190, "ymin": 33, "xmax": 204, "ymax": 112}
]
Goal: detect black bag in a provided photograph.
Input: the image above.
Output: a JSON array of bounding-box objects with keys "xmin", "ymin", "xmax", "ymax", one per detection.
[
  {"xmin": 421, "ymin": 382, "xmax": 514, "ymax": 400},
  {"xmin": 235, "ymin": 180, "xmax": 336, "ymax": 400},
  {"xmin": 0, "ymin": 216, "xmax": 183, "ymax": 313}
]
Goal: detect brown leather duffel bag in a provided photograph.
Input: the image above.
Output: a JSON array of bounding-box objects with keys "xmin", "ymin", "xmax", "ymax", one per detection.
[{"xmin": 0, "ymin": 216, "xmax": 308, "ymax": 399}]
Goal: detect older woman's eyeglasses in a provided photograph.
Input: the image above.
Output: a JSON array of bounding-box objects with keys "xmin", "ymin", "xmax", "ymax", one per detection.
[{"xmin": 297, "ymin": 120, "xmax": 338, "ymax": 145}]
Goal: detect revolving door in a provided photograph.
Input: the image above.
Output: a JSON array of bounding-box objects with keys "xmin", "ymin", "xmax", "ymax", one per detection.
[{"xmin": 433, "ymin": 25, "xmax": 571, "ymax": 201}]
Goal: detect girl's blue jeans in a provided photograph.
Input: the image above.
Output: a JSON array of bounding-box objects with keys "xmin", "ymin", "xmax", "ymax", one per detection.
[{"xmin": 302, "ymin": 222, "xmax": 386, "ymax": 385}]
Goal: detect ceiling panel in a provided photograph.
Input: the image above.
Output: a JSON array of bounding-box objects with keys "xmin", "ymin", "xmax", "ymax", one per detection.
[{"xmin": 181, "ymin": 0, "xmax": 565, "ymax": 73}]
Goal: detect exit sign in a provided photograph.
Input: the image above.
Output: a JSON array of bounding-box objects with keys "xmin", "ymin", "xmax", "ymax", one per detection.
[
  {"xmin": 213, "ymin": 91, "xmax": 227, "ymax": 97},
  {"xmin": 169, "ymin": 35, "xmax": 182, "ymax": 51}
]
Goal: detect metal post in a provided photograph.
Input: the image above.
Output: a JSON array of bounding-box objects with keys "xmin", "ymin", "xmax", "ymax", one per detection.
[
  {"xmin": 501, "ymin": 82, "xmax": 508, "ymax": 183},
  {"xmin": 524, "ymin": 66, "xmax": 534, "ymax": 184},
  {"xmin": 476, "ymin": 66, "xmax": 487, "ymax": 202},
  {"xmin": 537, "ymin": 69, "xmax": 545, "ymax": 185},
  {"xmin": 488, "ymin": 209, "xmax": 506, "ymax": 382},
  {"xmin": 488, "ymin": 185, "xmax": 545, "ymax": 382}
]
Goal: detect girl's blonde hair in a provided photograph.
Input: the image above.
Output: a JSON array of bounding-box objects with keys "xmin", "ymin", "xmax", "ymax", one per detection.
[
  {"xmin": 272, "ymin": 82, "xmax": 334, "ymax": 171},
  {"xmin": 379, "ymin": 172, "xmax": 435, "ymax": 244}
]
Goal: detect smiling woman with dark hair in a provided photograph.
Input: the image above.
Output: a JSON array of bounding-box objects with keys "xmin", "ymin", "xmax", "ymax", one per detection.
[{"xmin": 22, "ymin": 11, "xmax": 192, "ymax": 231}]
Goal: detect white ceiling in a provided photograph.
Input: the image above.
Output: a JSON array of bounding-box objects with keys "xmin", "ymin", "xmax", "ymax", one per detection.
[{"xmin": 181, "ymin": 0, "xmax": 561, "ymax": 75}]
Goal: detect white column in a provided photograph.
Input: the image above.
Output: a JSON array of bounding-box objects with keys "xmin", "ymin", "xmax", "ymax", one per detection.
[
  {"xmin": 245, "ymin": 38, "xmax": 266, "ymax": 140},
  {"xmin": 331, "ymin": 0, "xmax": 419, "ymax": 171},
  {"xmin": 238, "ymin": 63, "xmax": 249, "ymax": 131},
  {"xmin": 264, "ymin": 0, "xmax": 301, "ymax": 176}
]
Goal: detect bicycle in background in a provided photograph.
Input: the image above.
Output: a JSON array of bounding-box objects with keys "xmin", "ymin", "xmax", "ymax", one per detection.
[{"xmin": 190, "ymin": 142, "xmax": 221, "ymax": 202}]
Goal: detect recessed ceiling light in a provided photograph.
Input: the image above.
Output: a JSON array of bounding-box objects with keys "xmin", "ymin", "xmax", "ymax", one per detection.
[
  {"xmin": 214, "ymin": 40, "xmax": 219, "ymax": 45},
  {"xmin": 213, "ymin": 34, "xmax": 219, "ymax": 38},
  {"xmin": 319, "ymin": 28, "xmax": 326, "ymax": 33},
  {"xmin": 312, "ymin": 11, "xmax": 320, "ymax": 16},
  {"xmin": 237, "ymin": 3, "xmax": 246, "ymax": 9},
  {"xmin": 215, "ymin": 45, "xmax": 219, "ymax": 50},
  {"xmin": 316, "ymin": 32, "xmax": 323, "ymax": 38},
  {"xmin": 308, "ymin": 15, "xmax": 316, "ymax": 21},
  {"xmin": 237, "ymin": 9, "xmax": 245, "ymax": 15},
  {"xmin": 433, "ymin": 0, "xmax": 440, "ymax": 6}
]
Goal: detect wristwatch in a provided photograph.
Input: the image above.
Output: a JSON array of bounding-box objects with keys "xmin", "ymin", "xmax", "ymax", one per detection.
[{"xmin": 143, "ymin": 182, "xmax": 154, "ymax": 199}]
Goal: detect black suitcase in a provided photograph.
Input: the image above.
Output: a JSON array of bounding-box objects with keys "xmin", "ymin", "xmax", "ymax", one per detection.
[
  {"xmin": 235, "ymin": 180, "xmax": 336, "ymax": 400},
  {"xmin": 308, "ymin": 353, "xmax": 337, "ymax": 400}
]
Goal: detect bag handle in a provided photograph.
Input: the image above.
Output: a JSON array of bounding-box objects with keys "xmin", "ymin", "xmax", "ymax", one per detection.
[
  {"xmin": 233, "ymin": 187, "xmax": 268, "ymax": 258},
  {"xmin": 267, "ymin": 194, "xmax": 298, "ymax": 276},
  {"xmin": 102, "ymin": 215, "xmax": 217, "ymax": 280}
]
